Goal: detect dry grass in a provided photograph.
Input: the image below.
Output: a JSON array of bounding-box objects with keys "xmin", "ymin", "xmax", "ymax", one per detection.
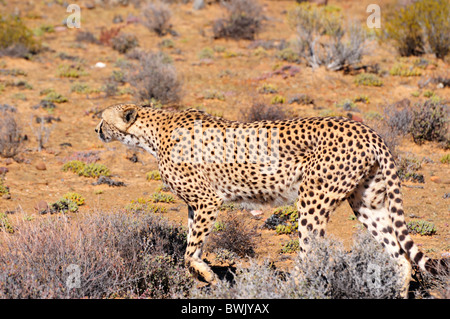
[{"xmin": 0, "ymin": 211, "xmax": 192, "ymax": 298}]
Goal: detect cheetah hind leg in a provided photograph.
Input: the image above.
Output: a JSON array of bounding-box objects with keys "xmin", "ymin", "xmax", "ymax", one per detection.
[
  {"xmin": 347, "ymin": 167, "xmax": 412, "ymax": 298},
  {"xmin": 296, "ymin": 179, "xmax": 347, "ymax": 257},
  {"xmin": 184, "ymin": 205, "xmax": 219, "ymax": 285}
]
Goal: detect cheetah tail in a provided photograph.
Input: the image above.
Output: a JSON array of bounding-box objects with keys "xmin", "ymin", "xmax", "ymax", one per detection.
[
  {"xmin": 424, "ymin": 258, "xmax": 450, "ymax": 277},
  {"xmin": 377, "ymin": 147, "xmax": 448, "ymax": 276}
]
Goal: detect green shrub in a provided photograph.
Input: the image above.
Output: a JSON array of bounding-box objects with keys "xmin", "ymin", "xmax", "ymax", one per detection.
[
  {"xmin": 33, "ymin": 24, "xmax": 54, "ymax": 36},
  {"xmin": 146, "ymin": 170, "xmax": 161, "ymax": 181},
  {"xmin": 49, "ymin": 198, "xmax": 79, "ymax": 214},
  {"xmin": 62, "ymin": 160, "xmax": 111, "ymax": 178},
  {"xmin": 440, "ymin": 154, "xmax": 450, "ymax": 164},
  {"xmin": 70, "ymin": 82, "xmax": 98, "ymax": 94},
  {"xmin": 407, "ymin": 220, "xmax": 437, "ymax": 236},
  {"xmin": 258, "ymin": 83, "xmax": 278, "ymax": 94},
  {"xmin": 219, "ymin": 202, "xmax": 240, "ymax": 212},
  {"xmin": 275, "ymin": 47, "xmax": 300, "ymax": 63},
  {"xmin": 57, "ymin": 64, "xmax": 88, "ymax": 78},
  {"xmin": 125, "ymin": 198, "xmax": 167, "ymax": 214},
  {"xmin": 0, "ymin": 178, "xmax": 10, "ymax": 196},
  {"xmin": 264, "ymin": 204, "xmax": 298, "ymax": 235},
  {"xmin": 281, "ymin": 239, "xmax": 300, "ymax": 253},
  {"xmin": 354, "ymin": 73, "xmax": 383, "ymax": 87},
  {"xmin": 414, "ymin": 0, "xmax": 450, "ymax": 58},
  {"xmin": 383, "ymin": 3, "xmax": 424, "ymax": 56},
  {"xmin": 271, "ymin": 95, "xmax": 286, "ymax": 105},
  {"xmin": 198, "ymin": 47, "xmax": 214, "ymax": 60},
  {"xmin": 389, "ymin": 63, "xmax": 422, "ymax": 77},
  {"xmin": 150, "ymin": 192, "xmax": 175, "ymax": 203},
  {"xmin": 62, "ymin": 192, "xmax": 85, "ymax": 206},
  {"xmin": 353, "ymin": 94, "xmax": 369, "ymax": 104},
  {"xmin": 0, "ymin": 212, "xmax": 14, "ymax": 233},
  {"xmin": 383, "ymin": 0, "xmax": 450, "ymax": 58},
  {"xmin": 0, "ymin": 14, "xmax": 41, "ymax": 58},
  {"xmin": 42, "ymin": 90, "xmax": 68, "ymax": 103}
]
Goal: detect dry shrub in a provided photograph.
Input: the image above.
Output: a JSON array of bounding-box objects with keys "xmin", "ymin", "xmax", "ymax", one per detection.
[
  {"xmin": 383, "ymin": 101, "xmax": 414, "ymax": 135},
  {"xmin": 0, "ymin": 211, "xmax": 192, "ymax": 298},
  {"xmin": 410, "ymin": 99, "xmax": 449, "ymax": 147},
  {"xmin": 207, "ymin": 214, "xmax": 257, "ymax": 258},
  {"xmin": 0, "ymin": 111, "xmax": 23, "ymax": 158},
  {"xmin": 194, "ymin": 231, "xmax": 404, "ymax": 299},
  {"xmin": 213, "ymin": 0, "xmax": 263, "ymax": 40},
  {"xmin": 124, "ymin": 50, "xmax": 182, "ymax": 104},
  {"xmin": 416, "ymin": 259, "xmax": 450, "ymax": 299},
  {"xmin": 240, "ymin": 102, "xmax": 289, "ymax": 122},
  {"xmin": 141, "ymin": 1, "xmax": 172, "ymax": 36},
  {"xmin": 75, "ymin": 30, "xmax": 100, "ymax": 44},
  {"xmin": 289, "ymin": 3, "xmax": 365, "ymax": 71},
  {"xmin": 111, "ymin": 33, "xmax": 139, "ymax": 54},
  {"xmin": 0, "ymin": 14, "xmax": 41, "ymax": 58}
]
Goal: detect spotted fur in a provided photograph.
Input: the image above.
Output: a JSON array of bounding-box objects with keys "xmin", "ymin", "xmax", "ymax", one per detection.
[{"xmin": 95, "ymin": 103, "xmax": 445, "ymax": 295}]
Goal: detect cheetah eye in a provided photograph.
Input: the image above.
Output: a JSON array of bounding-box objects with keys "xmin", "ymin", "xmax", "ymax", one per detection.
[{"xmin": 123, "ymin": 109, "xmax": 137, "ymax": 124}]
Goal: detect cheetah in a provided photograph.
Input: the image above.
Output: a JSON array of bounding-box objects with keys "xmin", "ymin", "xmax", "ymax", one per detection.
[{"xmin": 95, "ymin": 103, "xmax": 447, "ymax": 295}]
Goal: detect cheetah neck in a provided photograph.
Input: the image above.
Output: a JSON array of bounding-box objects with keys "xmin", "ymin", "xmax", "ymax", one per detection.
[{"xmin": 134, "ymin": 108, "xmax": 172, "ymax": 161}]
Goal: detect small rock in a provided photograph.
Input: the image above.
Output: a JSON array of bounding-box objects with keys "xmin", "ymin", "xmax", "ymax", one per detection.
[
  {"xmin": 54, "ymin": 26, "xmax": 67, "ymax": 32},
  {"xmin": 430, "ymin": 176, "xmax": 441, "ymax": 183},
  {"xmin": 84, "ymin": 2, "xmax": 95, "ymax": 9},
  {"xmin": 95, "ymin": 62, "xmax": 106, "ymax": 68},
  {"xmin": 35, "ymin": 162, "xmax": 47, "ymax": 171},
  {"xmin": 2, "ymin": 193, "xmax": 11, "ymax": 200},
  {"xmin": 250, "ymin": 210, "xmax": 263, "ymax": 217},
  {"xmin": 4, "ymin": 158, "xmax": 13, "ymax": 165},
  {"xmin": 0, "ymin": 167, "xmax": 8, "ymax": 174},
  {"xmin": 193, "ymin": 0, "xmax": 205, "ymax": 10}
]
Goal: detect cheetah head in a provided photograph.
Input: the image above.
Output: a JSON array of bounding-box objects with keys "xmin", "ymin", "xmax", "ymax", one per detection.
[{"xmin": 95, "ymin": 103, "xmax": 139, "ymax": 144}]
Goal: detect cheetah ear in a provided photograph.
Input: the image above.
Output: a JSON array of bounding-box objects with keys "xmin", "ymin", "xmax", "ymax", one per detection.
[{"xmin": 123, "ymin": 107, "xmax": 138, "ymax": 124}]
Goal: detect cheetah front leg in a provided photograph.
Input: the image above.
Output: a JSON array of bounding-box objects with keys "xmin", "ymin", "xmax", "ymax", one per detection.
[{"xmin": 185, "ymin": 203, "xmax": 221, "ymax": 284}]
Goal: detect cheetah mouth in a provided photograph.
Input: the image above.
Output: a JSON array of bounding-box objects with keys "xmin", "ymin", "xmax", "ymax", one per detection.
[{"xmin": 96, "ymin": 121, "xmax": 112, "ymax": 143}]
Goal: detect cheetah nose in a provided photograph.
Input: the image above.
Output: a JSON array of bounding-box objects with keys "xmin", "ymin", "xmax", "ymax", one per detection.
[{"xmin": 95, "ymin": 121, "xmax": 103, "ymax": 134}]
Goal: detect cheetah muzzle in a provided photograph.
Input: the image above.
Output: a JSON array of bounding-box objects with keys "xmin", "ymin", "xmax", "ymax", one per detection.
[{"xmin": 95, "ymin": 103, "xmax": 448, "ymax": 296}]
